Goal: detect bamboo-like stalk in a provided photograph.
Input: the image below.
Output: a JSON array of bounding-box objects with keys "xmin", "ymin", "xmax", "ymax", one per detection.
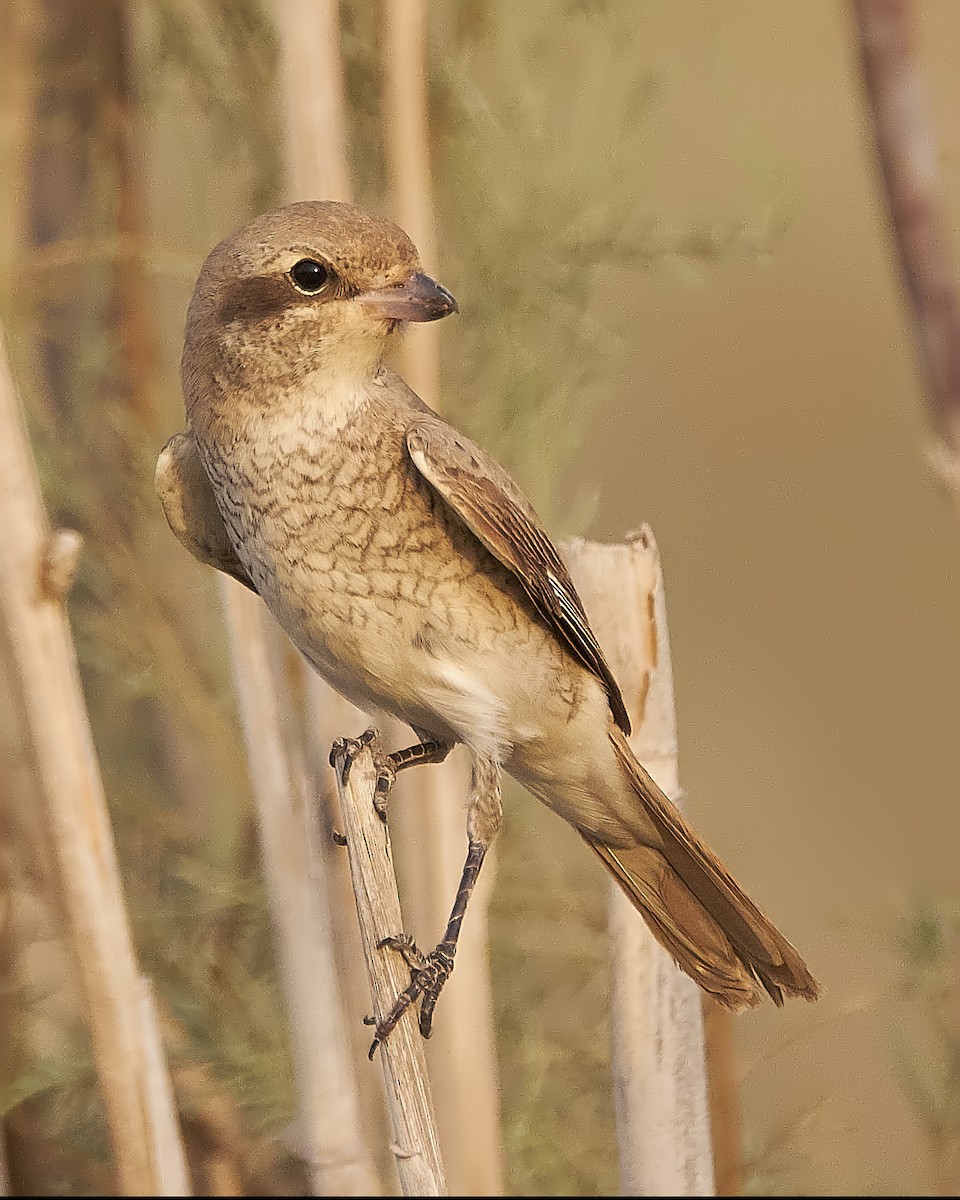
[
  {"xmin": 564, "ymin": 528, "xmax": 715, "ymax": 1197},
  {"xmin": 381, "ymin": 4, "xmax": 504, "ymax": 1192},
  {"xmin": 138, "ymin": 979, "xmax": 193, "ymax": 1196},
  {"xmin": 219, "ymin": 579, "xmax": 376, "ymax": 1197},
  {"xmin": 0, "ymin": 327, "xmax": 188, "ymax": 1196},
  {"xmin": 331, "ymin": 738, "xmax": 447, "ymax": 1197}
]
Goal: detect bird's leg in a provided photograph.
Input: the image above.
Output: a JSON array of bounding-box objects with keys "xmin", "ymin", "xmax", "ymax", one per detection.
[
  {"xmin": 367, "ymin": 755, "xmax": 502, "ymax": 1057},
  {"xmin": 371, "ymin": 734, "xmax": 452, "ymax": 820}
]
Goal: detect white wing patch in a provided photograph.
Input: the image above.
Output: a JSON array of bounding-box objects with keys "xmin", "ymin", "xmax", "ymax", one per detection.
[
  {"xmin": 546, "ymin": 569, "xmax": 582, "ymax": 623},
  {"xmin": 407, "ymin": 439, "xmax": 430, "ymax": 479}
]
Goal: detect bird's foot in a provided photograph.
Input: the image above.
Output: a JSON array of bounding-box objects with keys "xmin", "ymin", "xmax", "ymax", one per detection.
[
  {"xmin": 364, "ymin": 935, "xmax": 456, "ymax": 1058},
  {"xmin": 329, "ymin": 727, "xmax": 379, "ymax": 786},
  {"xmin": 329, "ymin": 728, "xmax": 402, "ymax": 821}
]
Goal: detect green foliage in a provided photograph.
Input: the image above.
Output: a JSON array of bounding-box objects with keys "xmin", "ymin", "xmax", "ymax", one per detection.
[
  {"xmin": 893, "ymin": 902, "xmax": 960, "ymax": 1192},
  {"xmin": 489, "ymin": 787, "xmax": 617, "ymax": 1195},
  {"xmin": 429, "ymin": 0, "xmax": 663, "ymax": 523},
  {"xmin": 141, "ymin": 0, "xmax": 281, "ymax": 212}
]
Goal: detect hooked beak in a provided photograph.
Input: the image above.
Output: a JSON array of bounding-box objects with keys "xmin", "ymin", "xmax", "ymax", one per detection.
[{"xmin": 358, "ymin": 271, "xmax": 459, "ymax": 323}]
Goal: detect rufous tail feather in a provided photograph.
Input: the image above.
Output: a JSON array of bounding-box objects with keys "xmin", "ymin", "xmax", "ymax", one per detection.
[{"xmin": 582, "ymin": 728, "xmax": 820, "ymax": 1010}]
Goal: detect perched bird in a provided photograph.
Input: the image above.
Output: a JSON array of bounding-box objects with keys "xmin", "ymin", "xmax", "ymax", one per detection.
[{"xmin": 157, "ymin": 200, "xmax": 819, "ymax": 1052}]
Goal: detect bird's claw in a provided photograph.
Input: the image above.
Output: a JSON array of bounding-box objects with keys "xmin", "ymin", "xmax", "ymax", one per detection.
[
  {"xmin": 373, "ymin": 762, "xmax": 397, "ymax": 820},
  {"xmin": 366, "ymin": 936, "xmax": 455, "ymax": 1058},
  {"xmin": 377, "ymin": 932, "xmax": 425, "ymax": 969},
  {"xmin": 329, "ymin": 727, "xmax": 378, "ymax": 785}
]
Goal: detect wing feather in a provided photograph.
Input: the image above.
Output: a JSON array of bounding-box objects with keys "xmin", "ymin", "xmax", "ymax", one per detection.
[
  {"xmin": 406, "ymin": 414, "xmax": 631, "ymax": 734},
  {"xmin": 155, "ymin": 431, "xmax": 257, "ymax": 593}
]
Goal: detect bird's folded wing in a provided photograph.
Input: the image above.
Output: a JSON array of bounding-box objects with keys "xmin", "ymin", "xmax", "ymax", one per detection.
[
  {"xmin": 405, "ymin": 413, "xmax": 631, "ymax": 735},
  {"xmin": 155, "ymin": 430, "xmax": 258, "ymax": 593}
]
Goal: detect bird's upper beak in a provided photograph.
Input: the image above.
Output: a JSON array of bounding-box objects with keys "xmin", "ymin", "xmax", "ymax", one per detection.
[{"xmin": 357, "ymin": 271, "xmax": 459, "ymax": 323}]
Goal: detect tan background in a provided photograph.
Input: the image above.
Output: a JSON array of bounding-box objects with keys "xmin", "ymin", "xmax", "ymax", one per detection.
[
  {"xmin": 577, "ymin": 1, "xmax": 960, "ymax": 1192},
  {"xmin": 5, "ymin": 0, "xmax": 958, "ymax": 1192}
]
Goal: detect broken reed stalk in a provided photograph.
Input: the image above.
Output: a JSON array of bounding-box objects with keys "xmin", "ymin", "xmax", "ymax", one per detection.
[
  {"xmin": 218, "ymin": 578, "xmax": 376, "ymax": 1196},
  {"xmin": 331, "ymin": 740, "xmax": 448, "ymax": 1197},
  {"xmin": 382, "ymin": 4, "xmax": 504, "ymax": 1191},
  {"xmin": 851, "ymin": 0, "xmax": 960, "ymax": 493},
  {"xmin": 564, "ymin": 528, "xmax": 715, "ymax": 1197},
  {"xmin": 0, "ymin": 327, "xmax": 190, "ymax": 1196}
]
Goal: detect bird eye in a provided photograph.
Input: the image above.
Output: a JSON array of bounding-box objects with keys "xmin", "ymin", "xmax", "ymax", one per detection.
[{"xmin": 289, "ymin": 258, "xmax": 331, "ymax": 295}]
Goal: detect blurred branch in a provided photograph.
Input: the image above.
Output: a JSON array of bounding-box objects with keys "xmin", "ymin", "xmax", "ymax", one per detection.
[
  {"xmin": 382, "ymin": 5, "xmax": 504, "ymax": 1192},
  {"xmin": 853, "ymin": 30, "xmax": 960, "ymax": 1183},
  {"xmin": 565, "ymin": 528, "xmax": 715, "ymax": 1197},
  {"xmin": 384, "ymin": 0, "xmax": 438, "ymax": 405},
  {"xmin": 274, "ymin": 0, "xmax": 351, "ymax": 202},
  {"xmin": 20, "ymin": 236, "xmax": 202, "ymax": 280},
  {"xmin": 0, "ymin": 325, "xmax": 188, "ymax": 1194},
  {"xmin": 330, "ymin": 739, "xmax": 447, "ymax": 1197},
  {"xmin": 851, "ymin": 0, "xmax": 960, "ymax": 464},
  {"xmin": 102, "ymin": 2, "xmax": 156, "ymax": 433},
  {"xmin": 138, "ymin": 978, "xmax": 192, "ymax": 1196}
]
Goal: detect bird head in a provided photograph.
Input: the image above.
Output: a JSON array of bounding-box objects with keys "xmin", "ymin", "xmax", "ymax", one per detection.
[{"xmin": 181, "ymin": 200, "xmax": 458, "ymax": 410}]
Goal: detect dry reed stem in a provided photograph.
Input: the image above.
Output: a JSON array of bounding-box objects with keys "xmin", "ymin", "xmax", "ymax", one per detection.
[
  {"xmin": 219, "ymin": 578, "xmax": 376, "ymax": 1196},
  {"xmin": 331, "ymin": 740, "xmax": 447, "ymax": 1197},
  {"xmin": 138, "ymin": 979, "xmax": 192, "ymax": 1196},
  {"xmin": 0, "ymin": 327, "xmax": 188, "ymax": 1195},
  {"xmin": 565, "ymin": 528, "xmax": 715, "ymax": 1197}
]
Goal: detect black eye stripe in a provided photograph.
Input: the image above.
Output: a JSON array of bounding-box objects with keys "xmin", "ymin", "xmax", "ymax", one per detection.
[{"xmin": 290, "ymin": 258, "xmax": 331, "ymax": 294}]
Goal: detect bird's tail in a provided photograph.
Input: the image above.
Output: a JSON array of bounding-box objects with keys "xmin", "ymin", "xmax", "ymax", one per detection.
[{"xmin": 582, "ymin": 728, "xmax": 820, "ymax": 1010}]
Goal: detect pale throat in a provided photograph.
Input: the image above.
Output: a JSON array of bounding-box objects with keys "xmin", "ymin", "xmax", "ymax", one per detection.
[
  {"xmin": 197, "ymin": 316, "xmax": 390, "ymax": 433},
  {"xmin": 287, "ymin": 363, "xmax": 373, "ymax": 434}
]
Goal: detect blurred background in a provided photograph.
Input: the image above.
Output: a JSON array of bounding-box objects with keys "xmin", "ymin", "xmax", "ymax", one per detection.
[{"xmin": 2, "ymin": 0, "xmax": 960, "ymax": 1194}]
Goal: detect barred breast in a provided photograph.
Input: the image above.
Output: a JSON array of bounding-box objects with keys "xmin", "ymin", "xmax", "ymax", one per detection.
[{"xmin": 196, "ymin": 387, "xmax": 585, "ymax": 758}]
